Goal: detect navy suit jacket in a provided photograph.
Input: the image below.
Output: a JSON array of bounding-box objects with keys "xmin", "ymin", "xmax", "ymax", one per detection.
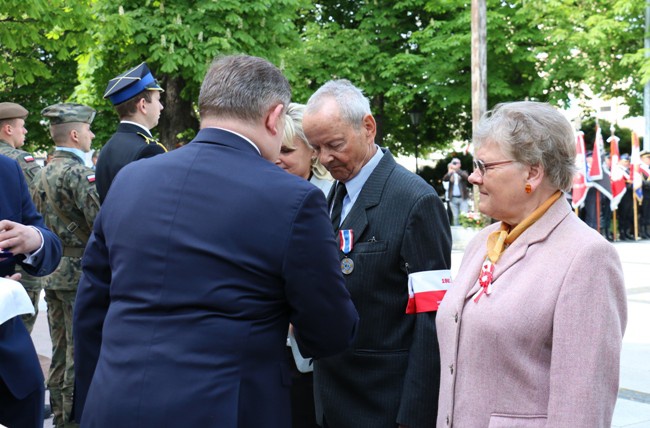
[
  {"xmin": 0, "ymin": 154, "xmax": 61, "ymax": 400},
  {"xmin": 73, "ymin": 128, "xmax": 358, "ymax": 427}
]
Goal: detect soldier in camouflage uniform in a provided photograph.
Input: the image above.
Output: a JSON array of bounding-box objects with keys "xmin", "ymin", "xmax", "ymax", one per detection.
[
  {"xmin": 0, "ymin": 102, "xmax": 44, "ymax": 333},
  {"xmin": 30, "ymin": 103, "xmax": 100, "ymax": 428}
]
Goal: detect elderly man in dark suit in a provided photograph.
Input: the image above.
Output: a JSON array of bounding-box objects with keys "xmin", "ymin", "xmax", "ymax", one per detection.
[
  {"xmin": 0, "ymin": 154, "xmax": 62, "ymax": 428},
  {"xmin": 95, "ymin": 62, "xmax": 167, "ymax": 203},
  {"xmin": 303, "ymin": 80, "xmax": 452, "ymax": 428},
  {"xmin": 73, "ymin": 55, "xmax": 358, "ymax": 428}
]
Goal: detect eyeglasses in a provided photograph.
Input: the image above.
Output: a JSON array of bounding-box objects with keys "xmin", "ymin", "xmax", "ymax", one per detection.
[{"xmin": 472, "ymin": 159, "xmax": 515, "ymax": 176}]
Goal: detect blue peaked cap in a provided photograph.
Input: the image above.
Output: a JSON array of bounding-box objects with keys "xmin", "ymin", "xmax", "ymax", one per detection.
[{"xmin": 103, "ymin": 62, "xmax": 163, "ymax": 105}]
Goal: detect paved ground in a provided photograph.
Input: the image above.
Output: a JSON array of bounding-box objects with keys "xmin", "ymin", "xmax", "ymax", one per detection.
[{"xmin": 28, "ymin": 238, "xmax": 650, "ymax": 427}]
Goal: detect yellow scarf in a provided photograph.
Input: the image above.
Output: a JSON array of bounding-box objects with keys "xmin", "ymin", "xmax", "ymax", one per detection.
[{"xmin": 486, "ymin": 190, "xmax": 562, "ymax": 263}]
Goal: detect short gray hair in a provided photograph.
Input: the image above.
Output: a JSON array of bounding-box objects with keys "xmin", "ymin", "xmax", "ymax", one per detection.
[
  {"xmin": 199, "ymin": 55, "xmax": 291, "ymax": 122},
  {"xmin": 305, "ymin": 79, "xmax": 371, "ymax": 129},
  {"xmin": 474, "ymin": 101, "xmax": 576, "ymax": 192}
]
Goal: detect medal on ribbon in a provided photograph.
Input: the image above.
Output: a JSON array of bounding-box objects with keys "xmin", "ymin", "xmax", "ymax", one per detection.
[
  {"xmin": 473, "ymin": 257, "xmax": 495, "ymax": 303},
  {"xmin": 339, "ymin": 229, "xmax": 354, "ymax": 275}
]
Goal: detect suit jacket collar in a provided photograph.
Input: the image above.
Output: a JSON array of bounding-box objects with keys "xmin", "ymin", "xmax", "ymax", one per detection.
[
  {"xmin": 334, "ymin": 148, "xmax": 396, "ymax": 245},
  {"xmin": 466, "ymin": 196, "xmax": 572, "ymax": 298},
  {"xmin": 191, "ymin": 127, "xmax": 261, "ymax": 156}
]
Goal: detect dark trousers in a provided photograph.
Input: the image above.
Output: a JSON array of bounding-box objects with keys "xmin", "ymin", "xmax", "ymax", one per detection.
[
  {"xmin": 0, "ymin": 380, "xmax": 44, "ymax": 428},
  {"xmin": 286, "ymin": 347, "xmax": 319, "ymax": 428},
  {"xmin": 618, "ymin": 186, "xmax": 634, "ymax": 235}
]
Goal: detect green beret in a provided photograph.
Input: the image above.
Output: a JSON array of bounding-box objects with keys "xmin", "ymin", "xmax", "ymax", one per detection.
[
  {"xmin": 0, "ymin": 102, "xmax": 28, "ymax": 121},
  {"xmin": 41, "ymin": 103, "xmax": 96, "ymax": 125}
]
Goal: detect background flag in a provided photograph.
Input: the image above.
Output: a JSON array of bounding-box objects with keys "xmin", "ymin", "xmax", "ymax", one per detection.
[
  {"xmin": 572, "ymin": 132, "xmax": 589, "ymax": 209},
  {"xmin": 589, "ymin": 125, "xmax": 604, "ymax": 180},
  {"xmin": 608, "ymin": 134, "xmax": 627, "ymax": 210},
  {"xmin": 588, "ymin": 125, "xmax": 612, "ymax": 199}
]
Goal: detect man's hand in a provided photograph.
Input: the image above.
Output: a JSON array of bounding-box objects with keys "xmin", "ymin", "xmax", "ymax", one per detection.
[{"xmin": 0, "ymin": 220, "xmax": 42, "ymax": 255}]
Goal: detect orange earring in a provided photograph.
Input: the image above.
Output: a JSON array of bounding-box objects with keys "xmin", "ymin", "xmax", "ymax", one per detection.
[{"xmin": 525, "ymin": 183, "xmax": 532, "ymax": 194}]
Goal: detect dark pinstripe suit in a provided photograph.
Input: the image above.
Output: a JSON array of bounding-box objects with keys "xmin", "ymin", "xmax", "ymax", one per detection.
[{"xmin": 314, "ymin": 149, "xmax": 452, "ymax": 428}]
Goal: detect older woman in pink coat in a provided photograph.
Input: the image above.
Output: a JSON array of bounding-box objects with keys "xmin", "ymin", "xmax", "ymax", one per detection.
[{"xmin": 436, "ymin": 101, "xmax": 627, "ymax": 428}]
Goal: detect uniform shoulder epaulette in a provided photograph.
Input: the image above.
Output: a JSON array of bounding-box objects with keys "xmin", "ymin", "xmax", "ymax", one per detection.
[{"xmin": 136, "ymin": 132, "xmax": 167, "ymax": 152}]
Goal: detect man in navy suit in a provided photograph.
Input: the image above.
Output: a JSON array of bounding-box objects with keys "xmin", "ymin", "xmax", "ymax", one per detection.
[
  {"xmin": 0, "ymin": 154, "xmax": 62, "ymax": 428},
  {"xmin": 73, "ymin": 55, "xmax": 359, "ymax": 427},
  {"xmin": 303, "ymin": 80, "xmax": 452, "ymax": 428}
]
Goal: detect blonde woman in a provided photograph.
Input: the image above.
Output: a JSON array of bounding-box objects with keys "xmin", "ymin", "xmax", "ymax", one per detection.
[{"xmin": 276, "ymin": 103, "xmax": 333, "ymax": 196}]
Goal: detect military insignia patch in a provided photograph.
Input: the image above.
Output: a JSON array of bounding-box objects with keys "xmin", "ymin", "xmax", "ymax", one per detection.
[
  {"xmin": 24, "ymin": 155, "xmax": 35, "ymax": 162},
  {"xmin": 87, "ymin": 174, "xmax": 96, "ymax": 183}
]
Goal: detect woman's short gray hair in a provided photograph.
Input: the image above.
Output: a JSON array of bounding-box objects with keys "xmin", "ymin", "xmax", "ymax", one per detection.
[
  {"xmin": 305, "ymin": 79, "xmax": 371, "ymax": 129},
  {"xmin": 474, "ymin": 101, "xmax": 576, "ymax": 192}
]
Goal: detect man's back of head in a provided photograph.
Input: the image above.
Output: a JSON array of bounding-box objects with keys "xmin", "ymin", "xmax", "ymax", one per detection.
[
  {"xmin": 199, "ymin": 55, "xmax": 291, "ymax": 125},
  {"xmin": 42, "ymin": 103, "xmax": 96, "ymax": 151},
  {"xmin": 198, "ymin": 55, "xmax": 291, "ymax": 161}
]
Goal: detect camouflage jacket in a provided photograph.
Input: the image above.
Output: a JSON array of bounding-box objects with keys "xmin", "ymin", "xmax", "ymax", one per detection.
[
  {"xmin": 30, "ymin": 150, "xmax": 100, "ymax": 290},
  {"xmin": 0, "ymin": 139, "xmax": 42, "ymax": 183}
]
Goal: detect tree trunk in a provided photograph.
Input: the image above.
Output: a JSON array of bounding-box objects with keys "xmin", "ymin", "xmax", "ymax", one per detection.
[{"xmin": 158, "ymin": 74, "xmax": 199, "ymax": 151}]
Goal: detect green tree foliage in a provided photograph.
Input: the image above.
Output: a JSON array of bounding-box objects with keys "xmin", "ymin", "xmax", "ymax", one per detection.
[
  {"xmin": 522, "ymin": 0, "xmax": 646, "ymax": 117},
  {"xmin": 1, "ymin": 0, "xmax": 646, "ymax": 155},
  {"xmin": 79, "ymin": 0, "xmax": 308, "ymax": 150},
  {"xmin": 284, "ymin": 0, "xmax": 648, "ymax": 157},
  {"xmin": 0, "ymin": 1, "xmax": 92, "ymax": 152}
]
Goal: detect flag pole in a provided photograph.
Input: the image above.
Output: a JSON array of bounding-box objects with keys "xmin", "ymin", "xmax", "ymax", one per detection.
[
  {"xmin": 613, "ymin": 210, "xmax": 618, "ymax": 241},
  {"xmin": 596, "ymin": 191, "xmax": 601, "ymax": 233},
  {"xmin": 634, "ymin": 194, "xmax": 639, "ymax": 240}
]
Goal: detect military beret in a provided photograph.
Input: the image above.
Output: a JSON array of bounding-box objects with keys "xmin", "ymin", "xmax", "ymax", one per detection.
[
  {"xmin": 103, "ymin": 62, "xmax": 163, "ymax": 105},
  {"xmin": 0, "ymin": 102, "xmax": 28, "ymax": 121},
  {"xmin": 41, "ymin": 103, "xmax": 96, "ymax": 125}
]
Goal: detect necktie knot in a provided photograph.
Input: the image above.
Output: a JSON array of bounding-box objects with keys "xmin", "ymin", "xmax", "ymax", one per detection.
[{"xmin": 331, "ymin": 182, "xmax": 347, "ymax": 230}]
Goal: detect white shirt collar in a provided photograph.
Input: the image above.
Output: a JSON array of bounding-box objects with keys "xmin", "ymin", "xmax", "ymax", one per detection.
[
  {"xmin": 205, "ymin": 126, "xmax": 261, "ymax": 155},
  {"xmin": 120, "ymin": 120, "xmax": 152, "ymax": 137},
  {"xmin": 55, "ymin": 147, "xmax": 86, "ymax": 162}
]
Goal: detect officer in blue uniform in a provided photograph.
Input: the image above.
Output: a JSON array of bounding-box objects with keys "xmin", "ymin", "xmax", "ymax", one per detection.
[{"xmin": 95, "ymin": 62, "xmax": 167, "ymax": 203}]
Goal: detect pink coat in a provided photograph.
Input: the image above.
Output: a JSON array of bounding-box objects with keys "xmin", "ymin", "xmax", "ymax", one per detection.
[{"xmin": 437, "ymin": 197, "xmax": 627, "ymax": 427}]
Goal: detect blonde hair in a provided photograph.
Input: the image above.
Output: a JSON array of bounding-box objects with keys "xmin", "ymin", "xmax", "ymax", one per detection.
[{"xmin": 283, "ymin": 103, "xmax": 332, "ymax": 180}]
